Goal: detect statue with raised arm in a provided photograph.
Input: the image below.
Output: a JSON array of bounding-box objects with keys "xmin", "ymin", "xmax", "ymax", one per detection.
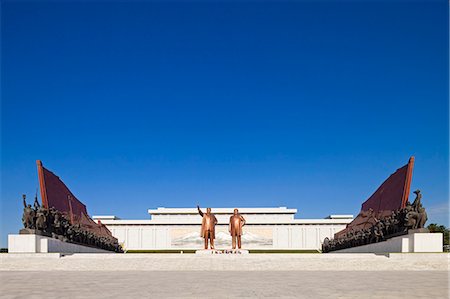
[
  {"xmin": 35, "ymin": 195, "xmax": 48, "ymax": 231},
  {"xmin": 33, "ymin": 195, "xmax": 41, "ymax": 210},
  {"xmin": 197, "ymin": 205, "xmax": 218, "ymax": 249},
  {"xmin": 229, "ymin": 208, "xmax": 246, "ymax": 249},
  {"xmin": 412, "ymin": 189, "xmax": 422, "ymax": 212},
  {"xmin": 405, "ymin": 190, "xmax": 428, "ymax": 229},
  {"xmin": 22, "ymin": 194, "xmax": 35, "ymax": 229}
]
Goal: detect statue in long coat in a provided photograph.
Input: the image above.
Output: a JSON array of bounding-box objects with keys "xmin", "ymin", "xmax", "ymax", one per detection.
[{"xmin": 197, "ymin": 205, "xmax": 218, "ymax": 249}]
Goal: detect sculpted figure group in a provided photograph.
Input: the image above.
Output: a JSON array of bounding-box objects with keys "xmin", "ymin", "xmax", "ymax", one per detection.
[
  {"xmin": 197, "ymin": 205, "xmax": 246, "ymax": 250},
  {"xmin": 322, "ymin": 190, "xmax": 428, "ymax": 253},
  {"xmin": 21, "ymin": 195, "xmax": 122, "ymax": 252}
]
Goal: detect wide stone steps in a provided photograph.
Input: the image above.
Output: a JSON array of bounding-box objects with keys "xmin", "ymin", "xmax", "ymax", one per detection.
[{"xmin": 1, "ymin": 253, "xmax": 448, "ymax": 271}]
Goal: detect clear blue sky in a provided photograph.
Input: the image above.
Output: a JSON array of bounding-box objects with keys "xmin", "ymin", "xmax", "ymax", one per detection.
[{"xmin": 1, "ymin": 1, "xmax": 448, "ymax": 248}]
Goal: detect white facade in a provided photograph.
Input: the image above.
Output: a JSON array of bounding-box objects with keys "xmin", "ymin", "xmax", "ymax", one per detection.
[{"xmin": 93, "ymin": 207, "xmax": 353, "ymax": 251}]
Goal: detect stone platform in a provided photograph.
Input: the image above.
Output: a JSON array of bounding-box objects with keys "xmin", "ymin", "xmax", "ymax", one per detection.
[
  {"xmin": 8, "ymin": 234, "xmax": 111, "ymax": 254},
  {"xmin": 1, "ymin": 252, "xmax": 448, "ymax": 272},
  {"xmin": 333, "ymin": 232, "xmax": 443, "ymax": 253},
  {"xmin": 195, "ymin": 249, "xmax": 249, "ymax": 255}
]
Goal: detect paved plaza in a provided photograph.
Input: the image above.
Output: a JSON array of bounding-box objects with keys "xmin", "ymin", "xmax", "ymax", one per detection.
[
  {"xmin": 0, "ymin": 253, "xmax": 449, "ymax": 298},
  {"xmin": 1, "ymin": 270, "xmax": 448, "ymax": 299}
]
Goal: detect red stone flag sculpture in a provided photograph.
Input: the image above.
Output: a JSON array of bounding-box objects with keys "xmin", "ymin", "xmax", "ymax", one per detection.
[
  {"xmin": 335, "ymin": 157, "xmax": 415, "ymax": 238},
  {"xmin": 36, "ymin": 160, "xmax": 114, "ymax": 238}
]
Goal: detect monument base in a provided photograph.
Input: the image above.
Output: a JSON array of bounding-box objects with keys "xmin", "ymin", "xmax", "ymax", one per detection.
[
  {"xmin": 408, "ymin": 228, "xmax": 430, "ymax": 234},
  {"xmin": 332, "ymin": 232, "xmax": 443, "ymax": 253},
  {"xmin": 19, "ymin": 228, "xmax": 52, "ymax": 237},
  {"xmin": 8, "ymin": 234, "xmax": 111, "ymax": 254},
  {"xmin": 195, "ymin": 249, "xmax": 249, "ymax": 255}
]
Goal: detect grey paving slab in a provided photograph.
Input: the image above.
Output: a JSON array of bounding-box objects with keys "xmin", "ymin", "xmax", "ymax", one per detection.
[{"xmin": 0, "ymin": 271, "xmax": 448, "ymax": 299}]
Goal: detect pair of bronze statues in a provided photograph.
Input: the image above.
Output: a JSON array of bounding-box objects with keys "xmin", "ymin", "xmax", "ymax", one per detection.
[{"xmin": 197, "ymin": 206, "xmax": 246, "ymax": 250}]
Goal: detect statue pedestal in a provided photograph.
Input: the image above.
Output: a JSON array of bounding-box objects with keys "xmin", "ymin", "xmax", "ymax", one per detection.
[
  {"xmin": 8, "ymin": 234, "xmax": 111, "ymax": 254},
  {"xmin": 19, "ymin": 228, "xmax": 51, "ymax": 237},
  {"xmin": 408, "ymin": 228, "xmax": 429, "ymax": 234},
  {"xmin": 332, "ymin": 232, "xmax": 443, "ymax": 253},
  {"xmin": 195, "ymin": 249, "xmax": 249, "ymax": 255}
]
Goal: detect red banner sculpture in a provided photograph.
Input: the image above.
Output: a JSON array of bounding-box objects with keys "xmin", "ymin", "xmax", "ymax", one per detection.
[
  {"xmin": 36, "ymin": 160, "xmax": 114, "ymax": 238},
  {"xmin": 335, "ymin": 157, "xmax": 415, "ymax": 238}
]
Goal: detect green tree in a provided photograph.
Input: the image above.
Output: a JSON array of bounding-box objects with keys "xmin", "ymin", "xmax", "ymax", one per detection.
[{"xmin": 427, "ymin": 223, "xmax": 449, "ymax": 246}]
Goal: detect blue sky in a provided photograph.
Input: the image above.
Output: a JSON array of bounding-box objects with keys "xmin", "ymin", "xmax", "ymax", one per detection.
[{"xmin": 1, "ymin": 1, "xmax": 448, "ymax": 248}]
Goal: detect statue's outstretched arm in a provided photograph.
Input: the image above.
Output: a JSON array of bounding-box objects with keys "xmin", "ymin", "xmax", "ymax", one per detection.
[
  {"xmin": 34, "ymin": 196, "xmax": 40, "ymax": 208},
  {"xmin": 197, "ymin": 205, "xmax": 203, "ymax": 217}
]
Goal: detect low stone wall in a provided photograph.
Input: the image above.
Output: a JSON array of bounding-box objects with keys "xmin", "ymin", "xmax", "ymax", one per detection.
[
  {"xmin": 333, "ymin": 232, "xmax": 443, "ymax": 253},
  {"xmin": 8, "ymin": 234, "xmax": 111, "ymax": 254}
]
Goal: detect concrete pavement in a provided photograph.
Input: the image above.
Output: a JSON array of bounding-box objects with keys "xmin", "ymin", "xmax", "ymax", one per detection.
[
  {"xmin": 1, "ymin": 253, "xmax": 448, "ymax": 298},
  {"xmin": 0, "ymin": 270, "xmax": 448, "ymax": 299}
]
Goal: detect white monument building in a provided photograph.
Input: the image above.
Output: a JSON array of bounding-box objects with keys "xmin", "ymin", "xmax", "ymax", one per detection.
[{"xmin": 93, "ymin": 207, "xmax": 353, "ymax": 251}]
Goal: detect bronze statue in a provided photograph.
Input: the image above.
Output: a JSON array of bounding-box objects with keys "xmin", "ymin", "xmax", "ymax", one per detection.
[
  {"xmin": 405, "ymin": 190, "xmax": 428, "ymax": 229},
  {"xmin": 34, "ymin": 195, "xmax": 47, "ymax": 231},
  {"xmin": 35, "ymin": 206, "xmax": 47, "ymax": 231},
  {"xmin": 52, "ymin": 208, "xmax": 63, "ymax": 238},
  {"xmin": 197, "ymin": 205, "xmax": 218, "ymax": 249},
  {"xmin": 322, "ymin": 237, "xmax": 330, "ymax": 252},
  {"xmin": 229, "ymin": 208, "xmax": 246, "ymax": 249},
  {"xmin": 33, "ymin": 195, "xmax": 40, "ymax": 210},
  {"xmin": 22, "ymin": 194, "xmax": 35, "ymax": 229}
]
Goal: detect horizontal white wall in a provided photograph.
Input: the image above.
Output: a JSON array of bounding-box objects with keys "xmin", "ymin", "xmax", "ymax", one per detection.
[{"xmin": 107, "ymin": 224, "xmax": 347, "ymax": 251}]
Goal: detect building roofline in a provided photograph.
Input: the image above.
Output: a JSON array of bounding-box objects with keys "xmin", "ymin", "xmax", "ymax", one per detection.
[
  {"xmin": 91, "ymin": 218, "xmax": 353, "ymax": 225},
  {"xmin": 147, "ymin": 207, "xmax": 298, "ymax": 215}
]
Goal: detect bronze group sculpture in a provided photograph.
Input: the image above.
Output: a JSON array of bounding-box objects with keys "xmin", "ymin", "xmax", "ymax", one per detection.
[
  {"xmin": 21, "ymin": 194, "xmax": 122, "ymax": 252},
  {"xmin": 322, "ymin": 190, "xmax": 429, "ymax": 253},
  {"xmin": 229, "ymin": 208, "xmax": 246, "ymax": 249},
  {"xmin": 197, "ymin": 205, "xmax": 218, "ymax": 249}
]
